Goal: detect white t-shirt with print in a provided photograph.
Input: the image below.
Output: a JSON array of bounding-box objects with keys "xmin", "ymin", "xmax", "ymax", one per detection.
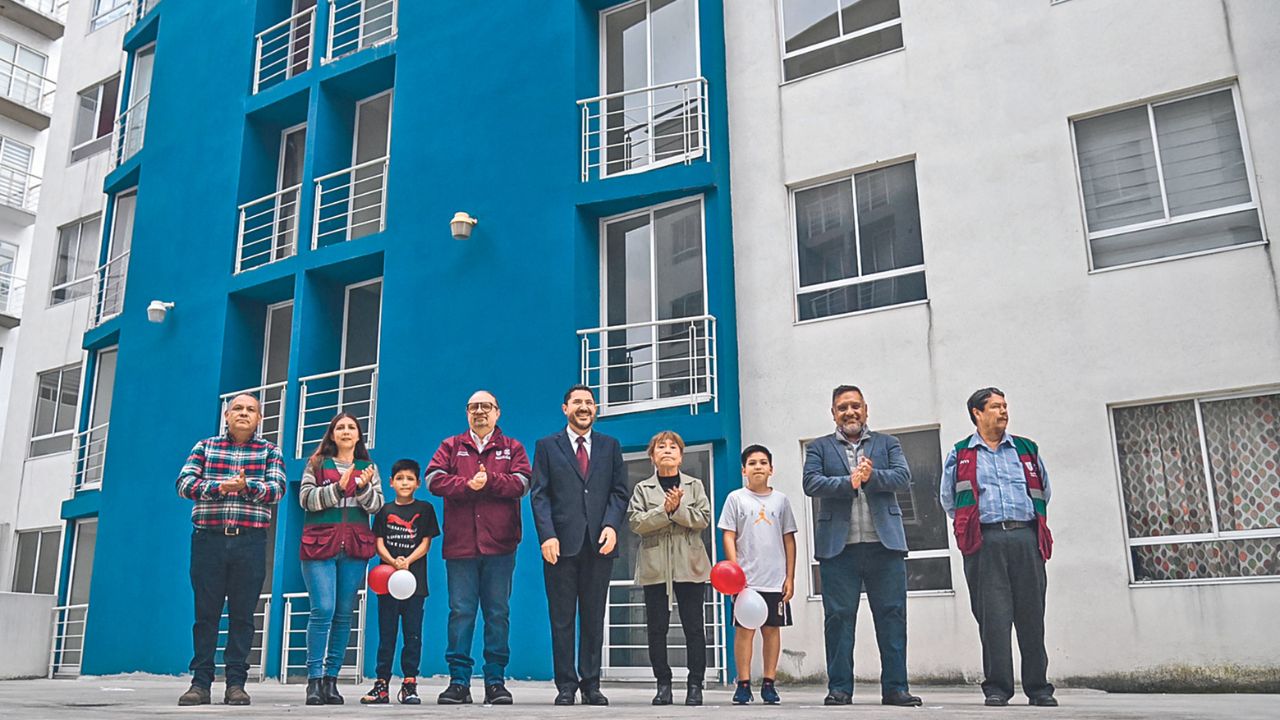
[{"xmin": 717, "ymin": 487, "xmax": 798, "ymax": 592}]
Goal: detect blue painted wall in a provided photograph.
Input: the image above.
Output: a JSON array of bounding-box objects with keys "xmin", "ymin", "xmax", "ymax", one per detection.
[{"xmin": 72, "ymin": 0, "xmax": 739, "ymax": 681}]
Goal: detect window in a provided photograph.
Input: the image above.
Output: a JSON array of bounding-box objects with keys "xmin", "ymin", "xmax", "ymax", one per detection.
[
  {"xmin": 805, "ymin": 428, "xmax": 952, "ymax": 596},
  {"xmin": 0, "ymin": 136, "xmax": 34, "ymax": 210},
  {"xmin": 51, "ymin": 217, "xmax": 102, "ymax": 305},
  {"xmin": 1113, "ymin": 391, "xmax": 1280, "ymax": 584},
  {"xmin": 780, "ymin": 0, "xmax": 903, "ymax": 81},
  {"xmin": 30, "ymin": 364, "xmax": 80, "ymax": 457},
  {"xmin": 11, "ymin": 527, "xmax": 60, "ymax": 594},
  {"xmin": 90, "ymin": 0, "xmax": 132, "ymax": 31},
  {"xmin": 793, "ymin": 160, "xmax": 925, "ymax": 321},
  {"xmin": 0, "ymin": 35, "xmax": 49, "ymax": 109},
  {"xmin": 71, "ymin": 77, "xmax": 120, "ymax": 162},
  {"xmin": 1073, "ymin": 86, "xmax": 1264, "ymax": 270}
]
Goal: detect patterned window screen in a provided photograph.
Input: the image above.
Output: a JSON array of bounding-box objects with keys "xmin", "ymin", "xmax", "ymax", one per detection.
[{"xmin": 1113, "ymin": 393, "xmax": 1280, "ymax": 583}]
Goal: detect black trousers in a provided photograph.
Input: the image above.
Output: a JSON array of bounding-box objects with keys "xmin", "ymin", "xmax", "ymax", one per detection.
[
  {"xmin": 962, "ymin": 526, "xmax": 1054, "ymax": 700},
  {"xmin": 189, "ymin": 528, "xmax": 267, "ymax": 689},
  {"xmin": 643, "ymin": 582, "xmax": 707, "ymax": 685},
  {"xmin": 375, "ymin": 594, "xmax": 425, "ymax": 680},
  {"xmin": 543, "ymin": 548, "xmax": 614, "ymax": 692}
]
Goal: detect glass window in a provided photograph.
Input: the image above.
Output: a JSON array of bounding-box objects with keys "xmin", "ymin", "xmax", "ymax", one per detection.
[
  {"xmin": 67, "ymin": 519, "xmax": 97, "ymax": 605},
  {"xmin": 0, "ymin": 35, "xmax": 49, "ymax": 109},
  {"xmin": 90, "ymin": 0, "xmax": 133, "ymax": 31},
  {"xmin": 1073, "ymin": 86, "xmax": 1263, "ymax": 270},
  {"xmin": 11, "ymin": 527, "xmax": 60, "ymax": 594},
  {"xmin": 793, "ymin": 160, "xmax": 925, "ymax": 321},
  {"xmin": 30, "ymin": 364, "xmax": 80, "ymax": 457},
  {"xmin": 780, "ymin": 0, "xmax": 903, "ymax": 81},
  {"xmin": 71, "ymin": 77, "xmax": 121, "ymax": 162},
  {"xmin": 805, "ymin": 428, "xmax": 952, "ymax": 595},
  {"xmin": 51, "ymin": 217, "xmax": 102, "ymax": 305},
  {"xmin": 1113, "ymin": 392, "xmax": 1280, "ymax": 583}
]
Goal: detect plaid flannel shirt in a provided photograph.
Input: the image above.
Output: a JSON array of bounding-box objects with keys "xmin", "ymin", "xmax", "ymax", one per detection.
[{"xmin": 176, "ymin": 433, "xmax": 286, "ymax": 529}]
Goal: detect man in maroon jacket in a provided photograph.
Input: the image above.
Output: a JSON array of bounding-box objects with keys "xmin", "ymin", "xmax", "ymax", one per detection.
[{"xmin": 427, "ymin": 390, "xmax": 531, "ymax": 706}]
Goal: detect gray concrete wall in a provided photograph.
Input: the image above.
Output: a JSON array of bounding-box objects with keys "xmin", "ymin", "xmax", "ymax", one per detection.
[{"xmin": 0, "ymin": 591, "xmax": 53, "ymax": 678}]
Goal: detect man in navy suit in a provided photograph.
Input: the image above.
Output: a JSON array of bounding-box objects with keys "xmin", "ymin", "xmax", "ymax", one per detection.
[
  {"xmin": 803, "ymin": 385, "xmax": 922, "ymax": 707},
  {"xmin": 530, "ymin": 384, "xmax": 628, "ymax": 706}
]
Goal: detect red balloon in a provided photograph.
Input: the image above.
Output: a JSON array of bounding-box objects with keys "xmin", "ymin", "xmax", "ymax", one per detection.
[
  {"xmin": 710, "ymin": 561, "xmax": 747, "ymax": 595},
  {"xmin": 368, "ymin": 564, "xmax": 395, "ymax": 595}
]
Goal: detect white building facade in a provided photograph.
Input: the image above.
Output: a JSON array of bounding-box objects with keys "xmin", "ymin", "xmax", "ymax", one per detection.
[{"xmin": 725, "ymin": 0, "xmax": 1279, "ymax": 684}]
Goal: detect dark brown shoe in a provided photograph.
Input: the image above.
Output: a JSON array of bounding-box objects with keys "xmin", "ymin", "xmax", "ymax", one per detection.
[
  {"xmin": 177, "ymin": 684, "xmax": 210, "ymax": 706},
  {"xmin": 224, "ymin": 686, "xmax": 251, "ymax": 706}
]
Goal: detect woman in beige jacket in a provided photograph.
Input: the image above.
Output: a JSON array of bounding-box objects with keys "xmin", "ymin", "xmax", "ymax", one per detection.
[{"xmin": 626, "ymin": 430, "xmax": 712, "ymax": 707}]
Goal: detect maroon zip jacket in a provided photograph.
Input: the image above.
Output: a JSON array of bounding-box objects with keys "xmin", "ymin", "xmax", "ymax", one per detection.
[{"xmin": 426, "ymin": 427, "xmax": 531, "ymax": 559}]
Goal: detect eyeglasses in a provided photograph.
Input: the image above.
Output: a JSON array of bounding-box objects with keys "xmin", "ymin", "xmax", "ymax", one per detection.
[{"xmin": 467, "ymin": 402, "xmax": 497, "ymax": 413}]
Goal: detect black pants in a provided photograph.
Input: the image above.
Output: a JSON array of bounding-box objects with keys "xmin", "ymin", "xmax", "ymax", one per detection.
[
  {"xmin": 962, "ymin": 526, "xmax": 1053, "ymax": 700},
  {"xmin": 643, "ymin": 582, "xmax": 707, "ymax": 686},
  {"xmin": 543, "ymin": 549, "xmax": 613, "ymax": 692},
  {"xmin": 375, "ymin": 594, "xmax": 425, "ymax": 680},
  {"xmin": 189, "ymin": 527, "xmax": 267, "ymax": 689}
]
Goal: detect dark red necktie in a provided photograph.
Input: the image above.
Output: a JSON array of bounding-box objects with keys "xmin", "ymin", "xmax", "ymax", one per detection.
[{"xmin": 576, "ymin": 436, "xmax": 589, "ymax": 477}]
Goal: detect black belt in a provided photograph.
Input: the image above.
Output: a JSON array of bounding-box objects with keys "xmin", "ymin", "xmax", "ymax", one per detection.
[
  {"xmin": 196, "ymin": 525, "xmax": 264, "ymax": 536},
  {"xmin": 981, "ymin": 520, "xmax": 1031, "ymax": 531}
]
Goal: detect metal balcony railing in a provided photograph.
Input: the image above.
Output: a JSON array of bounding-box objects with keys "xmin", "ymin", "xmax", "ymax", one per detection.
[
  {"xmin": 579, "ymin": 77, "xmax": 709, "ymax": 181},
  {"xmin": 578, "ymin": 315, "xmax": 718, "ymax": 416},
  {"xmin": 113, "ymin": 94, "xmax": 148, "ymax": 167},
  {"xmin": 16, "ymin": 1, "xmax": 69, "ymax": 23},
  {"xmin": 236, "ymin": 186, "xmax": 301, "ymax": 273},
  {"xmin": 312, "ymin": 157, "xmax": 387, "ymax": 248},
  {"xmin": 603, "ymin": 583, "xmax": 727, "ymax": 682},
  {"xmin": 131, "ymin": 0, "xmax": 159, "ymax": 26},
  {"xmin": 281, "ymin": 590, "xmax": 365, "ymax": 683},
  {"xmin": 0, "ymin": 57, "xmax": 55, "ymax": 115},
  {"xmin": 90, "ymin": 252, "xmax": 129, "ymax": 328},
  {"xmin": 220, "ymin": 382, "xmax": 288, "ymax": 447},
  {"xmin": 0, "ymin": 166, "xmax": 41, "ymax": 213},
  {"xmin": 215, "ymin": 594, "xmax": 271, "ymax": 683},
  {"xmin": 296, "ymin": 364, "xmax": 377, "ymax": 459},
  {"xmin": 73, "ymin": 423, "xmax": 109, "ymax": 492},
  {"xmin": 254, "ymin": 5, "xmax": 315, "ymax": 93},
  {"xmin": 49, "ymin": 603, "xmax": 88, "ymax": 678},
  {"xmin": 325, "ymin": 0, "xmax": 397, "ymax": 62},
  {"xmin": 0, "ymin": 271, "xmax": 25, "ymax": 320}
]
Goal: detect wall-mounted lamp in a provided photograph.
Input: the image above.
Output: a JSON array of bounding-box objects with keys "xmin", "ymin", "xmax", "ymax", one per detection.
[
  {"xmin": 147, "ymin": 300, "xmax": 175, "ymax": 323},
  {"xmin": 450, "ymin": 211, "xmax": 478, "ymax": 240}
]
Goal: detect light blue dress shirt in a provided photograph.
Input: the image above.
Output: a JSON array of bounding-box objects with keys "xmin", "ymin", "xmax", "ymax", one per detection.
[{"xmin": 939, "ymin": 432, "xmax": 1051, "ymax": 523}]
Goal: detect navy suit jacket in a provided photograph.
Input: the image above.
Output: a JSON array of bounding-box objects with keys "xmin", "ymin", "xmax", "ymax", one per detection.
[
  {"xmin": 530, "ymin": 430, "xmax": 629, "ymax": 559},
  {"xmin": 802, "ymin": 431, "xmax": 912, "ymax": 558}
]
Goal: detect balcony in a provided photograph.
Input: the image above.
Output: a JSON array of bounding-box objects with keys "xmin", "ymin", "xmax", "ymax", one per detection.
[
  {"xmin": 48, "ymin": 603, "xmax": 88, "ymax": 678},
  {"xmin": 220, "ymin": 382, "xmax": 287, "ymax": 446},
  {"xmin": 253, "ymin": 5, "xmax": 315, "ymax": 94},
  {"xmin": 113, "ymin": 94, "xmax": 149, "ymax": 167},
  {"xmin": 312, "ymin": 157, "xmax": 387, "ymax": 249},
  {"xmin": 578, "ymin": 315, "xmax": 718, "ymax": 416},
  {"xmin": 72, "ymin": 423, "xmax": 109, "ymax": 492},
  {"xmin": 131, "ymin": 0, "xmax": 159, "ymax": 27},
  {"xmin": 296, "ymin": 364, "xmax": 377, "ymax": 459},
  {"xmin": 578, "ymin": 77, "xmax": 709, "ymax": 181},
  {"xmin": 0, "ymin": 57, "xmax": 55, "ymax": 129},
  {"xmin": 89, "ymin": 252, "xmax": 129, "ymax": 329},
  {"xmin": 0, "ymin": 271, "xmax": 25, "ymax": 328},
  {"xmin": 0, "ymin": 165, "xmax": 41, "ymax": 221},
  {"xmin": 325, "ymin": 0, "xmax": 397, "ymax": 63},
  {"xmin": 236, "ymin": 186, "xmax": 301, "ymax": 273},
  {"xmin": 1, "ymin": 1, "xmax": 68, "ymax": 39}
]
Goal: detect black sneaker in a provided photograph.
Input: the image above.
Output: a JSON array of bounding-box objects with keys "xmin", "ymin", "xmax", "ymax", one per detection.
[
  {"xmin": 360, "ymin": 679, "xmax": 389, "ymax": 705},
  {"xmin": 437, "ymin": 683, "xmax": 473, "ymax": 705},
  {"xmin": 485, "ymin": 683, "xmax": 513, "ymax": 705},
  {"xmin": 398, "ymin": 678, "xmax": 421, "ymax": 705}
]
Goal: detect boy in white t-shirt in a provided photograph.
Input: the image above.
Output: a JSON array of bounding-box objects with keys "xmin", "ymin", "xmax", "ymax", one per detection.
[{"xmin": 718, "ymin": 445, "xmax": 798, "ymax": 705}]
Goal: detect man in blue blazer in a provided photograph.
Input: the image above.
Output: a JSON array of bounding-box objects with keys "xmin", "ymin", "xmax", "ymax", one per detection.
[
  {"xmin": 530, "ymin": 384, "xmax": 629, "ymax": 706},
  {"xmin": 803, "ymin": 385, "xmax": 922, "ymax": 707}
]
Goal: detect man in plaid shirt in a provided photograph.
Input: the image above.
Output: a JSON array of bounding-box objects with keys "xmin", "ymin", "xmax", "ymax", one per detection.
[{"xmin": 175, "ymin": 393, "xmax": 285, "ymax": 707}]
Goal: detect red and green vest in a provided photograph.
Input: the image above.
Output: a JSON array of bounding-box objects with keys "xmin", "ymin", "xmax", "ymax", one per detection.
[
  {"xmin": 299, "ymin": 457, "xmax": 377, "ymax": 561},
  {"xmin": 952, "ymin": 435, "xmax": 1053, "ymax": 561}
]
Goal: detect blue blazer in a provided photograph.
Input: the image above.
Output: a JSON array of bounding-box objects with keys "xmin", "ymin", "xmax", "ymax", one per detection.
[
  {"xmin": 530, "ymin": 431, "xmax": 629, "ymax": 559},
  {"xmin": 802, "ymin": 431, "xmax": 912, "ymax": 558}
]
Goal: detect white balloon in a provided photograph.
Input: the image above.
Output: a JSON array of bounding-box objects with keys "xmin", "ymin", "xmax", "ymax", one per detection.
[
  {"xmin": 387, "ymin": 569, "xmax": 417, "ymax": 600},
  {"xmin": 734, "ymin": 588, "xmax": 769, "ymax": 630}
]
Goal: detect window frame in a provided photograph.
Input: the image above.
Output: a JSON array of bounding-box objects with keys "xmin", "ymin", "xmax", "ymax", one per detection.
[
  {"xmin": 28, "ymin": 363, "xmax": 84, "ymax": 458},
  {"xmin": 788, "ymin": 156, "xmax": 927, "ymax": 325},
  {"xmin": 775, "ymin": 0, "xmax": 904, "ymax": 84},
  {"xmin": 1108, "ymin": 387, "xmax": 1280, "ymax": 588},
  {"xmin": 49, "ymin": 215, "xmax": 103, "ymax": 306},
  {"xmin": 800, "ymin": 424, "xmax": 955, "ymax": 601},
  {"xmin": 10, "ymin": 525, "xmax": 63, "ymax": 595},
  {"xmin": 70, "ymin": 76, "xmax": 121, "ymax": 163},
  {"xmin": 89, "ymin": 0, "xmax": 133, "ymax": 31},
  {"xmin": 1070, "ymin": 83, "xmax": 1268, "ymax": 274}
]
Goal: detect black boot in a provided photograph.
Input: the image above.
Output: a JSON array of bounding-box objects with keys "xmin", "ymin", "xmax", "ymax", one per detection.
[
  {"xmin": 321, "ymin": 676, "xmax": 344, "ymax": 705},
  {"xmin": 305, "ymin": 678, "xmax": 324, "ymax": 706},
  {"xmin": 653, "ymin": 682, "xmax": 673, "ymax": 705},
  {"xmin": 685, "ymin": 683, "xmax": 703, "ymax": 706}
]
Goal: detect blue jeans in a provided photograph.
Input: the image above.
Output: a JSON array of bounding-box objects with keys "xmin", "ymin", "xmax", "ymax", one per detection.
[
  {"xmin": 444, "ymin": 553, "xmax": 515, "ymax": 685},
  {"xmin": 818, "ymin": 542, "xmax": 909, "ymax": 697},
  {"xmin": 301, "ymin": 554, "xmax": 368, "ymax": 679}
]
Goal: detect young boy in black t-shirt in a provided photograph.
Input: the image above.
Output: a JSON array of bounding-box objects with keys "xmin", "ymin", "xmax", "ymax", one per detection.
[{"xmin": 361, "ymin": 459, "xmax": 440, "ymax": 705}]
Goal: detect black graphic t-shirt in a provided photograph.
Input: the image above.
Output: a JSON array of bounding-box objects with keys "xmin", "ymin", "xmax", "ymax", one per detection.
[{"xmin": 372, "ymin": 500, "xmax": 440, "ymax": 597}]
